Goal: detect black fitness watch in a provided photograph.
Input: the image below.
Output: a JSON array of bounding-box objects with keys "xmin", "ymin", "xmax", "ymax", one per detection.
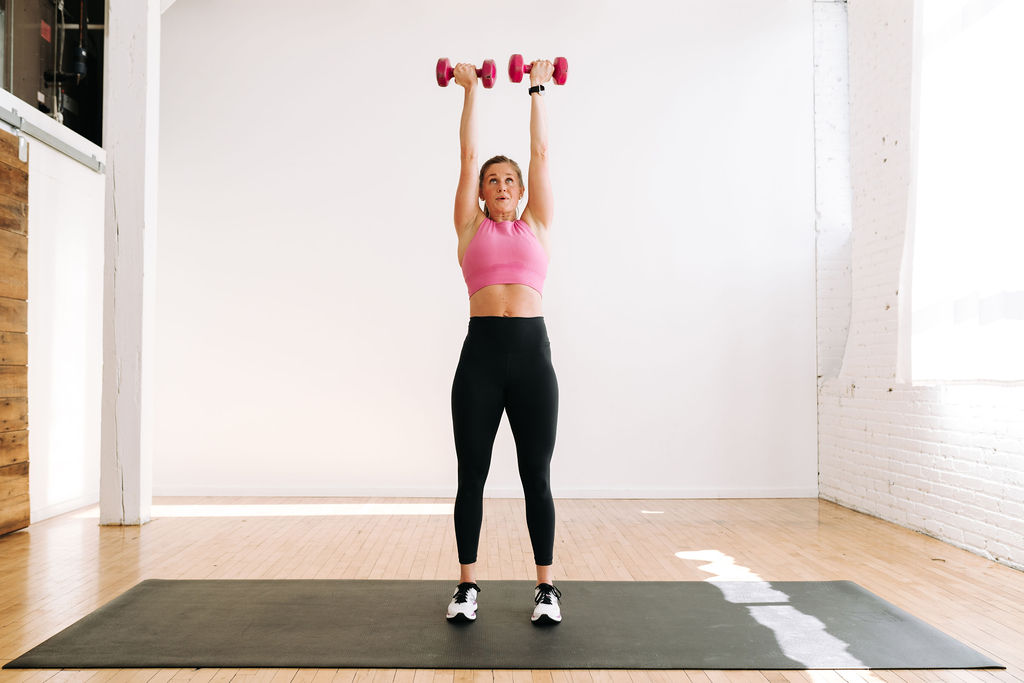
[{"xmin": 528, "ymin": 84, "xmax": 545, "ymax": 96}]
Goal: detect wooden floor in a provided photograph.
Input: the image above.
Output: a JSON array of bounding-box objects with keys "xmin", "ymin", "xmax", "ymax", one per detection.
[{"xmin": 0, "ymin": 497, "xmax": 1021, "ymax": 683}]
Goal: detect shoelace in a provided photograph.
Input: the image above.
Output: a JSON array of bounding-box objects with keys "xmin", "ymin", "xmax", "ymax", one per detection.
[
  {"xmin": 453, "ymin": 582, "xmax": 480, "ymax": 604},
  {"xmin": 534, "ymin": 584, "xmax": 562, "ymax": 605}
]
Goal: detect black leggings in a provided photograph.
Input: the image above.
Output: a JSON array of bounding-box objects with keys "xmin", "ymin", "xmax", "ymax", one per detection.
[{"xmin": 451, "ymin": 316, "xmax": 559, "ymax": 566}]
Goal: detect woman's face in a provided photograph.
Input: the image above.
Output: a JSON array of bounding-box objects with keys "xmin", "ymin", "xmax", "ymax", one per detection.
[{"xmin": 479, "ymin": 163, "xmax": 524, "ymax": 216}]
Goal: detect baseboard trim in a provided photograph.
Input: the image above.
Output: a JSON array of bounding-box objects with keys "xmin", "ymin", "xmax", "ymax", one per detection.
[{"xmin": 152, "ymin": 486, "xmax": 820, "ymax": 499}]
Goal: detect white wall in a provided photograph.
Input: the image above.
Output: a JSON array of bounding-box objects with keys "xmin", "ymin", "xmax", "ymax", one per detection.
[
  {"xmin": 817, "ymin": 0, "xmax": 1024, "ymax": 571},
  {"xmin": 156, "ymin": 0, "xmax": 818, "ymax": 498},
  {"xmin": 16, "ymin": 121, "xmax": 106, "ymax": 522}
]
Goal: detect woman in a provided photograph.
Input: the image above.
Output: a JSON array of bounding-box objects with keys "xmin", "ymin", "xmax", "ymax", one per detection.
[{"xmin": 445, "ymin": 59, "xmax": 562, "ymax": 626}]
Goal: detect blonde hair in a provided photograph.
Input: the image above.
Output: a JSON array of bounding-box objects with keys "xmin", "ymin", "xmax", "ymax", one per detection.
[{"xmin": 479, "ymin": 155, "xmax": 524, "ymax": 218}]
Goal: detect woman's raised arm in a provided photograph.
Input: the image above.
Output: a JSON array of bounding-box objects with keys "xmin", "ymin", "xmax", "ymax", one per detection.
[
  {"xmin": 522, "ymin": 60, "xmax": 554, "ymax": 231},
  {"xmin": 453, "ymin": 64, "xmax": 483, "ymax": 236}
]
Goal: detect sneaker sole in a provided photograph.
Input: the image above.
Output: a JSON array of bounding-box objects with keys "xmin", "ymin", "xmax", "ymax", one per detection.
[
  {"xmin": 531, "ymin": 613, "xmax": 561, "ymax": 625},
  {"xmin": 446, "ymin": 611, "xmax": 476, "ymax": 623}
]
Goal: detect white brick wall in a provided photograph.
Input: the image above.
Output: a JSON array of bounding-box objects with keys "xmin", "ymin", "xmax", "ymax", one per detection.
[{"xmin": 815, "ymin": 0, "xmax": 1024, "ymax": 571}]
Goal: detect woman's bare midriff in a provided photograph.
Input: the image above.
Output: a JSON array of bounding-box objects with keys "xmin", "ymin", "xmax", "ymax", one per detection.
[
  {"xmin": 469, "ymin": 284, "xmax": 544, "ymax": 318},
  {"xmin": 459, "ymin": 218, "xmax": 549, "ymax": 318}
]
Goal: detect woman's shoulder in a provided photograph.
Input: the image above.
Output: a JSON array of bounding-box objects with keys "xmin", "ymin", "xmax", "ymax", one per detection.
[{"xmin": 458, "ymin": 212, "xmax": 488, "ymax": 242}]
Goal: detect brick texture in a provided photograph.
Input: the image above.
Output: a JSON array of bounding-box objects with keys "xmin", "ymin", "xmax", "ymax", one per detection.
[{"xmin": 814, "ymin": 0, "xmax": 1024, "ymax": 571}]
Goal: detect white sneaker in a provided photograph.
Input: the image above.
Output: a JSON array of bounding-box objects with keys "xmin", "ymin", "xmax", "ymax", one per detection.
[
  {"xmin": 446, "ymin": 581, "xmax": 480, "ymax": 622},
  {"xmin": 531, "ymin": 583, "xmax": 562, "ymax": 625}
]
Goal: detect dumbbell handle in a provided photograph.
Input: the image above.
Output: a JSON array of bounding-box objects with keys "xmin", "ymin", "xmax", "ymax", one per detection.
[
  {"xmin": 525, "ymin": 63, "xmax": 569, "ymax": 79},
  {"xmin": 443, "ymin": 64, "xmax": 489, "ymax": 81}
]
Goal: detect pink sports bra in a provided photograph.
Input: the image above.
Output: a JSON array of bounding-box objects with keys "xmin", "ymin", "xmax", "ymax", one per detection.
[{"xmin": 461, "ymin": 218, "xmax": 548, "ymax": 297}]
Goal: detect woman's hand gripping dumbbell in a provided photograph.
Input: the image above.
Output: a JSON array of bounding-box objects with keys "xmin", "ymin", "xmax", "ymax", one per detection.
[
  {"xmin": 436, "ymin": 58, "xmax": 497, "ymax": 88},
  {"xmin": 508, "ymin": 55, "xmax": 568, "ymax": 85}
]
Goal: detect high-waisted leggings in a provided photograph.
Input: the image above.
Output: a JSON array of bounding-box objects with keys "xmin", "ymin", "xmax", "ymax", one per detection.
[{"xmin": 451, "ymin": 316, "xmax": 559, "ymax": 566}]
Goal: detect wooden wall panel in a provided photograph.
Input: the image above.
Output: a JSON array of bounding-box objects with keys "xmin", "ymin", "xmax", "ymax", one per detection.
[
  {"xmin": 0, "ymin": 331, "xmax": 28, "ymax": 364},
  {"xmin": 0, "ymin": 134, "xmax": 28, "ymax": 238},
  {"xmin": 0, "ymin": 429, "xmax": 28, "ymax": 466},
  {"xmin": 0, "ymin": 461, "xmax": 28, "ymax": 498},
  {"xmin": 0, "ymin": 298, "xmax": 27, "ymax": 333},
  {"xmin": 0, "ymin": 495, "xmax": 29, "ymax": 536},
  {"xmin": 0, "ymin": 229, "xmax": 28, "ymax": 300},
  {"xmin": 0, "ymin": 127, "xmax": 29, "ymax": 537},
  {"xmin": 0, "ymin": 365, "xmax": 28, "ymax": 397},
  {"xmin": 0, "ymin": 195, "xmax": 29, "ymax": 236},
  {"xmin": 0, "ymin": 397, "xmax": 28, "ymax": 431}
]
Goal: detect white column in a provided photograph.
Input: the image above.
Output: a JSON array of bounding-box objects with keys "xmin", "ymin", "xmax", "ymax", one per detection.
[{"xmin": 99, "ymin": 0, "xmax": 160, "ymax": 525}]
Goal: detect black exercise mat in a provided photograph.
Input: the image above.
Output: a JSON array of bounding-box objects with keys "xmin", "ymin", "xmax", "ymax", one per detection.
[{"xmin": 4, "ymin": 579, "xmax": 1003, "ymax": 670}]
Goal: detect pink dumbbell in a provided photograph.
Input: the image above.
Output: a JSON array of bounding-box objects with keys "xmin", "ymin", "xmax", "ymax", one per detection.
[
  {"xmin": 436, "ymin": 58, "xmax": 497, "ymax": 88},
  {"xmin": 508, "ymin": 55, "xmax": 568, "ymax": 85}
]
